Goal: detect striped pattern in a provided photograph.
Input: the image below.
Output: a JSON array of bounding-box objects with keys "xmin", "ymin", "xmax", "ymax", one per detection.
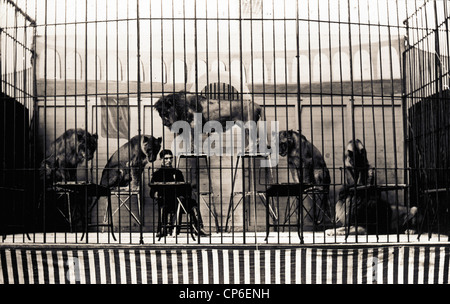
[{"xmin": 1, "ymin": 246, "xmax": 449, "ymax": 284}]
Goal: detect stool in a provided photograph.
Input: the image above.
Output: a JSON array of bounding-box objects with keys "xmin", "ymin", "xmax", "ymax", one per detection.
[
  {"xmin": 157, "ymin": 196, "xmax": 196, "ymax": 241},
  {"xmin": 225, "ymin": 153, "xmax": 276, "ymax": 232},
  {"xmin": 52, "ymin": 187, "xmax": 76, "ymax": 232},
  {"xmin": 176, "ymin": 154, "xmax": 220, "ymax": 232},
  {"xmin": 109, "ymin": 189, "xmax": 142, "ymax": 226},
  {"xmin": 265, "ymin": 183, "xmax": 329, "ymax": 243},
  {"xmin": 54, "ymin": 183, "xmax": 116, "ymax": 242},
  {"xmin": 302, "ymin": 186, "xmax": 333, "ymax": 227},
  {"xmin": 149, "ymin": 181, "xmax": 196, "ymax": 241},
  {"xmin": 39, "ymin": 186, "xmax": 76, "ymax": 233}
]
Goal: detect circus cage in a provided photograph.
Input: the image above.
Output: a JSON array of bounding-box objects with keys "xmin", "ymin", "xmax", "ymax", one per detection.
[{"xmin": 1, "ymin": 0, "xmax": 450, "ymax": 285}]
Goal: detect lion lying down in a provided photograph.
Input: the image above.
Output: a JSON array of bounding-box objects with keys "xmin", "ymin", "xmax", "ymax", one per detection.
[
  {"xmin": 155, "ymin": 91, "xmax": 262, "ymax": 131},
  {"xmin": 155, "ymin": 91, "xmax": 263, "ymax": 151},
  {"xmin": 326, "ymin": 194, "xmax": 419, "ymax": 236}
]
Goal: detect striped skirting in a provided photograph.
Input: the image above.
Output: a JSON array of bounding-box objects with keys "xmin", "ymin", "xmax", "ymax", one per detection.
[{"xmin": 1, "ymin": 245, "xmax": 449, "ymax": 284}]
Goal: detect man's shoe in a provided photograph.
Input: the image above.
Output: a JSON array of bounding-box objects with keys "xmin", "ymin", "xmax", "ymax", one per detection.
[
  {"xmin": 197, "ymin": 228, "xmax": 209, "ymax": 237},
  {"xmin": 156, "ymin": 232, "xmax": 167, "ymax": 238},
  {"xmin": 192, "ymin": 225, "xmax": 209, "ymax": 237}
]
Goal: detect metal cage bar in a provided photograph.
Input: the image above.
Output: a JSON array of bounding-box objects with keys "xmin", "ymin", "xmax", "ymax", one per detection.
[{"xmin": 1, "ymin": 0, "xmax": 448, "ymax": 245}]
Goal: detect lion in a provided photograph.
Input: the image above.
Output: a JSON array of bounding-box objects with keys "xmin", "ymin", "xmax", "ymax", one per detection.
[
  {"xmin": 326, "ymin": 139, "xmax": 412, "ymax": 236},
  {"xmin": 279, "ymin": 130, "xmax": 331, "ymax": 187},
  {"xmin": 100, "ymin": 135, "xmax": 162, "ymax": 190},
  {"xmin": 325, "ymin": 139, "xmax": 387, "ymax": 236},
  {"xmin": 279, "ymin": 130, "xmax": 331, "ymax": 223},
  {"xmin": 40, "ymin": 128, "xmax": 98, "ymax": 184},
  {"xmin": 343, "ymin": 139, "xmax": 374, "ymax": 186},
  {"xmin": 154, "ymin": 91, "xmax": 263, "ymax": 151}
]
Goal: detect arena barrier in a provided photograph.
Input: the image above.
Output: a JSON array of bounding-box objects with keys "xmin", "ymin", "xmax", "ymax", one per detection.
[{"xmin": 1, "ymin": 244, "xmax": 449, "ymax": 284}]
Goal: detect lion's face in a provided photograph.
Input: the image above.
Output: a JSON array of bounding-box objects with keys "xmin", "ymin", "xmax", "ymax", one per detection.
[
  {"xmin": 78, "ymin": 131, "xmax": 98, "ymax": 162},
  {"xmin": 155, "ymin": 92, "xmax": 199, "ymax": 130},
  {"xmin": 155, "ymin": 92, "xmax": 188, "ymax": 128},
  {"xmin": 141, "ymin": 135, "xmax": 162, "ymax": 163},
  {"xmin": 279, "ymin": 130, "xmax": 293, "ymax": 157},
  {"xmin": 159, "ymin": 106, "xmax": 178, "ymax": 128},
  {"xmin": 345, "ymin": 139, "xmax": 367, "ymax": 169}
]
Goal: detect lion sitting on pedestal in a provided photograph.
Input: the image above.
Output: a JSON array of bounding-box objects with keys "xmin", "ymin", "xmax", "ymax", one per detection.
[{"xmin": 40, "ymin": 128, "xmax": 98, "ymax": 184}]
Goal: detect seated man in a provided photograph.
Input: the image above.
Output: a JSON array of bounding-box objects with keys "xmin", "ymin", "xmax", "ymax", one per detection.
[{"xmin": 149, "ymin": 149, "xmax": 207, "ymax": 237}]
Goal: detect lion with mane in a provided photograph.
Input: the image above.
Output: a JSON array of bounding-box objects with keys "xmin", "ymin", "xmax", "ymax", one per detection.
[{"xmin": 154, "ymin": 91, "xmax": 263, "ymax": 151}]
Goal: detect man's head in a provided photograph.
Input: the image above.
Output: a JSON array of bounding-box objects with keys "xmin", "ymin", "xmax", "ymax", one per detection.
[{"xmin": 159, "ymin": 149, "xmax": 174, "ymax": 167}]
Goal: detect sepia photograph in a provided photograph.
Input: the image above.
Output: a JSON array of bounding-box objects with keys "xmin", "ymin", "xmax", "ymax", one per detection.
[{"xmin": 1, "ymin": 0, "xmax": 449, "ymax": 291}]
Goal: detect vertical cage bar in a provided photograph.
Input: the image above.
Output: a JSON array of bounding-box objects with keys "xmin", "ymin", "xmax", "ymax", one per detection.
[
  {"xmin": 136, "ymin": 0, "xmax": 144, "ymax": 245},
  {"xmin": 1, "ymin": 0, "xmax": 448, "ymax": 245}
]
